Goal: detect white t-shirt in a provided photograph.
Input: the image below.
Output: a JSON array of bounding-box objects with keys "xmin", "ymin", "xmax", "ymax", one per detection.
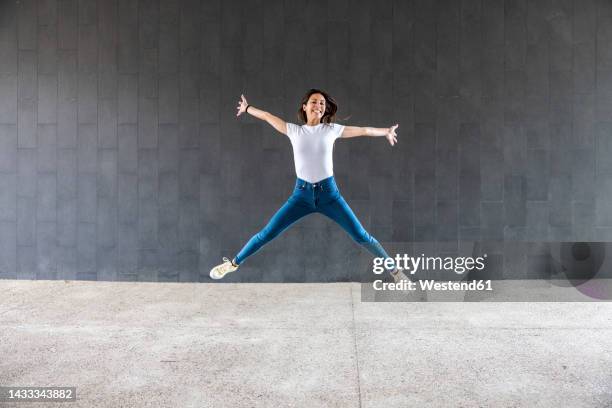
[{"xmin": 285, "ymin": 122, "xmax": 346, "ymax": 183}]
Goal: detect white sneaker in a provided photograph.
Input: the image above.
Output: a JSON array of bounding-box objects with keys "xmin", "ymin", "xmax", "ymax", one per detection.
[
  {"xmin": 390, "ymin": 267, "xmax": 410, "ymax": 284},
  {"xmin": 209, "ymin": 257, "xmax": 239, "ymax": 280}
]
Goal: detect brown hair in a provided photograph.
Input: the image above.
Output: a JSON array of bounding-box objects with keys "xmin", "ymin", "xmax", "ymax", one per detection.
[{"xmin": 296, "ymin": 88, "xmax": 338, "ymax": 124}]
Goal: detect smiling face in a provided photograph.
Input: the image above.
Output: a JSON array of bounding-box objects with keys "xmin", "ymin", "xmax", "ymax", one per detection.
[
  {"xmin": 302, "ymin": 93, "xmax": 326, "ymax": 124},
  {"xmin": 296, "ymin": 89, "xmax": 338, "ymax": 125}
]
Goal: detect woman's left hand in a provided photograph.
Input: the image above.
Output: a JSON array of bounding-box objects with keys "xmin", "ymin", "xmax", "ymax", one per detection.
[{"xmin": 386, "ymin": 124, "xmax": 399, "ymax": 146}]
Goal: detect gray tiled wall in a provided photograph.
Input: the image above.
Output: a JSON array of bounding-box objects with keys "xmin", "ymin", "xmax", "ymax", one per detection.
[{"xmin": 0, "ymin": 0, "xmax": 611, "ymax": 282}]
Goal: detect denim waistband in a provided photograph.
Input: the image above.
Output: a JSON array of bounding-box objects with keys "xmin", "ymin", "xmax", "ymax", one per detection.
[{"xmin": 295, "ymin": 176, "xmax": 336, "ymax": 190}]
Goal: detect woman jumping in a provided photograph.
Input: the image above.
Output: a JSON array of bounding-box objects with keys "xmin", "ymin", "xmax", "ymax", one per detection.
[{"xmin": 209, "ymin": 89, "xmax": 408, "ymax": 283}]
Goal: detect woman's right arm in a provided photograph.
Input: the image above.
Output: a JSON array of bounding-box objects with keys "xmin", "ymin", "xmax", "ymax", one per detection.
[{"xmin": 236, "ymin": 94, "xmax": 288, "ymax": 135}]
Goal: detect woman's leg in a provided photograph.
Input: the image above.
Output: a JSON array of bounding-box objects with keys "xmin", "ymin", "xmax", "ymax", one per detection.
[
  {"xmin": 318, "ymin": 194, "xmax": 395, "ymax": 269},
  {"xmin": 234, "ymin": 198, "xmax": 314, "ymax": 265}
]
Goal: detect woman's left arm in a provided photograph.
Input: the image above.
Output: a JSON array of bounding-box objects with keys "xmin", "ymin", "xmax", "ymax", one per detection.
[{"xmin": 340, "ymin": 124, "xmax": 399, "ymax": 146}]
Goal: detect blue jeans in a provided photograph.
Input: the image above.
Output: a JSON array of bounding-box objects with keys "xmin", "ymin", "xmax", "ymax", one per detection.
[{"xmin": 234, "ymin": 176, "xmax": 393, "ymax": 267}]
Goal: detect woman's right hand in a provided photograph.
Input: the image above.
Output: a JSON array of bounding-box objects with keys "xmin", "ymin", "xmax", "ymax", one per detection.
[{"xmin": 236, "ymin": 94, "xmax": 248, "ymax": 117}]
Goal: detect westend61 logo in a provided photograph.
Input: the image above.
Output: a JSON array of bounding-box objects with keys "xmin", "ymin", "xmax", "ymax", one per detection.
[{"xmin": 372, "ymin": 253, "xmax": 488, "ymax": 275}]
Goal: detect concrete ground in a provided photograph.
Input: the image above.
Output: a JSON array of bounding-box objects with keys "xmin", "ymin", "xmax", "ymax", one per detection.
[{"xmin": 0, "ymin": 279, "xmax": 611, "ymax": 408}]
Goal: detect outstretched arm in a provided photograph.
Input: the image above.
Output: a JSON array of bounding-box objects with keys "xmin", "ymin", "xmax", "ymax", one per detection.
[
  {"xmin": 236, "ymin": 94, "xmax": 287, "ymax": 135},
  {"xmin": 340, "ymin": 124, "xmax": 399, "ymax": 146}
]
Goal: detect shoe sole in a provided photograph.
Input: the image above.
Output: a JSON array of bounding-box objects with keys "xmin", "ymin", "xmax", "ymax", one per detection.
[{"xmin": 210, "ymin": 267, "xmax": 237, "ymax": 280}]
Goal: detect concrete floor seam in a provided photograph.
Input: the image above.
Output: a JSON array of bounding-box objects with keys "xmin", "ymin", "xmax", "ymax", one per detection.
[{"xmin": 350, "ymin": 284, "xmax": 363, "ymax": 408}]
